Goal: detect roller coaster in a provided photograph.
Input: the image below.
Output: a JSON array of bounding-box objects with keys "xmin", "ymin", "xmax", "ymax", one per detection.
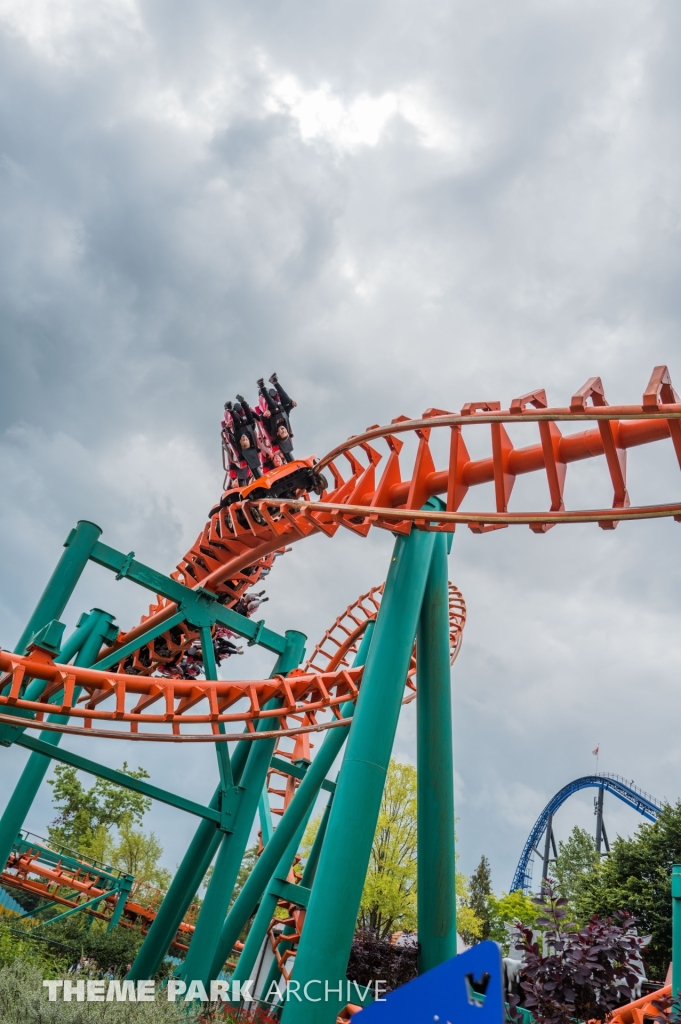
[
  {"xmin": 1, "ymin": 365, "xmax": 681, "ymax": 1024},
  {"xmin": 511, "ymin": 774, "xmax": 663, "ymax": 894}
]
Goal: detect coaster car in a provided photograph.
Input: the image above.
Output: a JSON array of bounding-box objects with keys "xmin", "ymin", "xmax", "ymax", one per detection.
[{"xmin": 213, "ymin": 456, "xmax": 329, "ymax": 514}]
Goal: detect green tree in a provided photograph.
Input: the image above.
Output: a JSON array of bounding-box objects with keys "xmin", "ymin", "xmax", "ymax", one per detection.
[
  {"xmin": 304, "ymin": 763, "xmax": 483, "ymax": 942},
  {"xmin": 487, "ymin": 890, "xmax": 540, "ymax": 953},
  {"xmin": 358, "ymin": 760, "xmax": 418, "ymax": 938},
  {"xmin": 46, "ymin": 763, "xmax": 172, "ymax": 893},
  {"xmin": 457, "ymin": 872, "xmax": 484, "ymax": 946},
  {"xmin": 47, "ymin": 763, "xmax": 151, "ymax": 855},
  {"xmin": 575, "ymin": 800, "xmax": 681, "ymax": 979},
  {"xmin": 468, "ymin": 855, "xmax": 492, "ymax": 940},
  {"xmin": 109, "ymin": 816, "xmax": 172, "ymax": 889},
  {"xmin": 553, "ymin": 825, "xmax": 599, "ymax": 906}
]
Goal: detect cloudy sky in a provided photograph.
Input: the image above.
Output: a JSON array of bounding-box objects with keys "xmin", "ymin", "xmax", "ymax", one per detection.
[{"xmin": 1, "ymin": 0, "xmax": 681, "ymax": 895}]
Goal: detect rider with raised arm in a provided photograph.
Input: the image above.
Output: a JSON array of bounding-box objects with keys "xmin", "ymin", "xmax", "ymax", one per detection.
[
  {"xmin": 222, "ymin": 401, "xmax": 251, "ymax": 488},
  {"xmin": 257, "ymin": 373, "xmax": 297, "ymax": 462},
  {"xmin": 232, "ymin": 396, "xmax": 263, "ymax": 480}
]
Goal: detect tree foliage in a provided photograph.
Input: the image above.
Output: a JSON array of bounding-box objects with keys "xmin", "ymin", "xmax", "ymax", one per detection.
[
  {"xmin": 574, "ymin": 800, "xmax": 681, "ymax": 978},
  {"xmin": 456, "ymin": 872, "xmax": 484, "ymax": 946},
  {"xmin": 468, "ymin": 856, "xmax": 492, "ymax": 940},
  {"xmin": 47, "ymin": 763, "xmax": 151, "ymax": 853},
  {"xmin": 302, "ymin": 760, "xmax": 483, "ymax": 943},
  {"xmin": 487, "ymin": 890, "xmax": 540, "ymax": 953},
  {"xmin": 47, "ymin": 763, "xmax": 170, "ymax": 889},
  {"xmin": 110, "ymin": 818, "xmax": 172, "ymax": 890},
  {"xmin": 357, "ymin": 760, "xmax": 418, "ymax": 938},
  {"xmin": 510, "ymin": 881, "xmax": 644, "ymax": 1024},
  {"xmin": 553, "ymin": 826, "xmax": 599, "ymax": 907}
]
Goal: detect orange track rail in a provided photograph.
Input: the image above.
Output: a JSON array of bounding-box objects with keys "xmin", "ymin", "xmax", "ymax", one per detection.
[
  {"xmin": 1, "ymin": 367, "xmax": 679, "ymax": 743},
  {"xmin": 607, "ymin": 984, "xmax": 671, "ymax": 1024},
  {"xmin": 2, "ymin": 850, "xmax": 200, "ymax": 953},
  {"xmin": 98, "ymin": 365, "xmax": 681, "ymax": 686}
]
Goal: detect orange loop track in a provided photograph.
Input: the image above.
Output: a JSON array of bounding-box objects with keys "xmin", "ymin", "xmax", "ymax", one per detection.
[
  {"xmin": 100, "ymin": 366, "xmax": 681, "ymax": 683},
  {"xmin": 2, "ymin": 366, "xmax": 678, "ymax": 734},
  {"xmin": 0, "ymin": 583, "xmax": 466, "ymax": 742}
]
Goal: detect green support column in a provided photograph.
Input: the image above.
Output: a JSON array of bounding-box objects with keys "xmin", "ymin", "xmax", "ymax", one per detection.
[
  {"xmin": 128, "ymin": 784, "xmax": 223, "ymax": 981},
  {"xmin": 258, "ymin": 786, "xmax": 274, "ymax": 845},
  {"xmin": 0, "ymin": 608, "xmax": 116, "ymax": 872},
  {"xmin": 673, "ymin": 864, "xmax": 681, "ymax": 995},
  {"xmin": 262, "ymin": 795, "xmax": 334, "ymax": 1004},
  {"xmin": 229, "ymin": 802, "xmax": 316, "ymax": 996},
  {"xmin": 107, "ymin": 875, "xmax": 134, "ymax": 932},
  {"xmin": 210, "ymin": 698, "xmax": 352, "ymax": 981},
  {"xmin": 416, "ymin": 530, "xmax": 457, "ymax": 972},
  {"xmin": 281, "ymin": 523, "xmax": 437, "ymax": 1024},
  {"xmin": 214, "ymin": 622, "xmax": 375, "ymax": 985},
  {"xmin": 129, "ymin": 726, "xmax": 257, "ymax": 981},
  {"xmin": 199, "ymin": 625, "xmax": 235, "ymax": 792},
  {"xmin": 179, "ymin": 629, "xmax": 306, "ymax": 989},
  {"xmin": 14, "ymin": 521, "xmax": 102, "ymax": 655}
]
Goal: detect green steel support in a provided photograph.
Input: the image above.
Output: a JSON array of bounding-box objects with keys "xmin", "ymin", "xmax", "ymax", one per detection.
[
  {"xmin": 229, "ymin": 802, "xmax": 317, "ymax": 996},
  {"xmin": 107, "ymin": 874, "xmax": 134, "ymax": 932},
  {"xmin": 15, "ymin": 733, "xmax": 222, "ymax": 824},
  {"xmin": 14, "ymin": 521, "xmax": 103, "ymax": 656},
  {"xmin": 128, "ymin": 783, "xmax": 223, "ymax": 981},
  {"xmin": 0, "ymin": 608, "xmax": 117, "ymax": 873},
  {"xmin": 12, "ymin": 832, "xmax": 122, "ymax": 883},
  {"xmin": 0, "ymin": 608, "xmax": 116, "ymax": 745},
  {"xmin": 128, "ymin": 736, "xmax": 256, "ymax": 982},
  {"xmin": 259, "ymin": 786, "xmax": 274, "ymax": 845},
  {"xmin": 263, "ymin": 795, "xmax": 334, "ymax": 1004},
  {"xmin": 270, "ymin": 756, "xmax": 336, "ymax": 794},
  {"xmin": 34, "ymin": 891, "xmax": 110, "ymax": 928},
  {"xmin": 281, "ymin": 522, "xmax": 437, "ymax": 1024},
  {"xmin": 210, "ymin": 698, "xmax": 356, "ymax": 981},
  {"xmin": 198, "ymin": 624, "xmax": 235, "ymax": 793},
  {"xmin": 19, "ymin": 899, "xmax": 61, "ymax": 921},
  {"xmin": 179, "ymin": 629, "xmax": 307, "ymax": 989},
  {"xmin": 88, "ymin": 540, "xmax": 287, "ymax": 655},
  {"xmin": 95, "ymin": 611, "xmax": 185, "ymax": 672},
  {"xmin": 416, "ymin": 529, "xmax": 457, "ymax": 972},
  {"xmin": 300, "ymin": 797, "xmax": 333, "ymax": 892},
  {"xmin": 215, "ymin": 621, "xmax": 375, "ymax": 986},
  {"xmin": 673, "ymin": 864, "xmax": 681, "ymax": 995}
]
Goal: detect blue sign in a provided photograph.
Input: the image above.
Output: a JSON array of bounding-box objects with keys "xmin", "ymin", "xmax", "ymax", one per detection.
[{"xmin": 354, "ymin": 941, "xmax": 504, "ymax": 1024}]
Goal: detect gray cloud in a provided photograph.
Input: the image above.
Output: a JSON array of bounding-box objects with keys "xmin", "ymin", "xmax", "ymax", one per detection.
[{"xmin": 1, "ymin": 0, "xmax": 681, "ymax": 893}]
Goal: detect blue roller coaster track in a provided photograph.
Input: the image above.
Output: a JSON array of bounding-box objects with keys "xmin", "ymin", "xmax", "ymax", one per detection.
[{"xmin": 511, "ymin": 773, "xmax": 663, "ymax": 894}]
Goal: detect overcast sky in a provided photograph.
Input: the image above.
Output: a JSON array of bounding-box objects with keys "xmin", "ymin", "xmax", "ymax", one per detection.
[{"xmin": 1, "ymin": 0, "xmax": 681, "ymax": 896}]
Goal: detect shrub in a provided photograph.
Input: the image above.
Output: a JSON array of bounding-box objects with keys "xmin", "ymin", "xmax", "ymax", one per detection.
[
  {"xmin": 0, "ymin": 959, "xmax": 198, "ymax": 1023},
  {"xmin": 196, "ymin": 1006, "xmax": 279, "ymax": 1023},
  {"xmin": 346, "ymin": 930, "xmax": 418, "ymax": 994},
  {"xmin": 73, "ymin": 926, "xmax": 146, "ymax": 976},
  {"xmin": 510, "ymin": 881, "xmax": 645, "ymax": 1024},
  {"xmin": 0, "ymin": 921, "xmax": 72, "ymax": 974}
]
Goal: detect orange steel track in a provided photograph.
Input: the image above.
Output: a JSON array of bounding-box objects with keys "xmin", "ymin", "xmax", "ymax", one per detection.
[
  {"xmin": 265, "ymin": 582, "xmax": 465, "ymax": 819},
  {"xmin": 1, "ymin": 367, "xmax": 680, "ymax": 743},
  {"xmin": 2, "ymin": 848, "xmax": 220, "ymax": 956},
  {"xmin": 607, "ymin": 984, "xmax": 671, "ymax": 1024},
  {"xmin": 0, "ymin": 583, "xmax": 465, "ymax": 742}
]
